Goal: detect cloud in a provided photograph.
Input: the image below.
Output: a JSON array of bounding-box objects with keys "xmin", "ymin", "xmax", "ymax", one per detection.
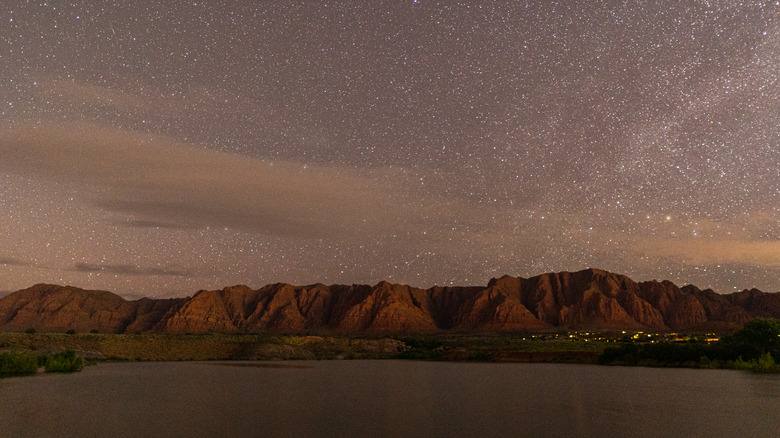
[
  {"xmin": 0, "ymin": 122, "xmax": 414, "ymax": 240},
  {"xmin": 43, "ymin": 80, "xmax": 149, "ymax": 114},
  {"xmin": 634, "ymin": 237, "xmax": 780, "ymax": 268},
  {"xmin": 109, "ymin": 219, "xmax": 193, "ymax": 230},
  {"xmin": 40, "ymin": 79, "xmax": 261, "ymax": 118},
  {"xmin": 72, "ymin": 263, "xmax": 193, "ymax": 277},
  {"xmin": 0, "ymin": 256, "xmax": 29, "ymax": 266}
]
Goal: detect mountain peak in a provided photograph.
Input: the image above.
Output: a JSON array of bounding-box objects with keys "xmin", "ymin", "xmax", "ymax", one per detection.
[{"xmin": 1, "ymin": 270, "xmax": 777, "ymax": 334}]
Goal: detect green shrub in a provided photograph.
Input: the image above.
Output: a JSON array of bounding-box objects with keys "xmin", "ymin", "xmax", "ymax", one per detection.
[
  {"xmin": 732, "ymin": 353, "xmax": 779, "ymax": 373},
  {"xmin": 25, "ymin": 328, "xmax": 36, "ymax": 334},
  {"xmin": 756, "ymin": 352, "xmax": 777, "ymax": 372},
  {"xmin": 0, "ymin": 352, "xmax": 39, "ymax": 376},
  {"xmin": 66, "ymin": 329, "xmax": 76, "ymax": 335},
  {"xmin": 45, "ymin": 350, "xmax": 84, "ymax": 373}
]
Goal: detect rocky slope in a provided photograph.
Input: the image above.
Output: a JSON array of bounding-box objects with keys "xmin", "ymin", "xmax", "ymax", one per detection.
[{"xmin": 1, "ymin": 269, "xmax": 778, "ymax": 334}]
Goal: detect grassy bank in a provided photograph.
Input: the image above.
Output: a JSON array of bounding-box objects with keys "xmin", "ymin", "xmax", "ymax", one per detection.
[
  {"xmin": 4, "ymin": 320, "xmax": 778, "ymax": 372},
  {"xmin": 0, "ymin": 331, "xmax": 609, "ymax": 363},
  {"xmin": 0, "ymin": 332, "xmax": 406, "ymax": 361},
  {"xmin": 396, "ymin": 334, "xmax": 608, "ymax": 363}
]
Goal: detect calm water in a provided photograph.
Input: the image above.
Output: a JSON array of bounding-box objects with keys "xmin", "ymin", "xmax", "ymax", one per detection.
[{"xmin": 1, "ymin": 361, "xmax": 779, "ymax": 437}]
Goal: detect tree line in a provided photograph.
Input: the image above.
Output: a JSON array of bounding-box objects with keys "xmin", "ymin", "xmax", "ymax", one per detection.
[{"xmin": 598, "ymin": 318, "xmax": 780, "ymax": 372}]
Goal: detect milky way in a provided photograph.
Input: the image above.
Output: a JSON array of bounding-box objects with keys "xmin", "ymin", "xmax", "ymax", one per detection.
[{"xmin": 1, "ymin": 1, "xmax": 778, "ymax": 297}]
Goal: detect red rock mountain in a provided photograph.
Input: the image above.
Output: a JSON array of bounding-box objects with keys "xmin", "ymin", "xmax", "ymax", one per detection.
[{"xmin": 1, "ymin": 269, "xmax": 778, "ymax": 333}]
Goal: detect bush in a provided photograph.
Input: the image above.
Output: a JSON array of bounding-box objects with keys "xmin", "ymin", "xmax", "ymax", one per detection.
[
  {"xmin": 757, "ymin": 352, "xmax": 777, "ymax": 372},
  {"xmin": 598, "ymin": 343, "xmax": 640, "ymax": 365},
  {"xmin": 396, "ymin": 337, "xmax": 445, "ymax": 360},
  {"xmin": 25, "ymin": 328, "xmax": 36, "ymax": 334},
  {"xmin": 45, "ymin": 350, "xmax": 84, "ymax": 373},
  {"xmin": 732, "ymin": 353, "xmax": 779, "ymax": 373},
  {"xmin": 721, "ymin": 318, "xmax": 780, "ymax": 361},
  {"xmin": 0, "ymin": 352, "xmax": 39, "ymax": 376},
  {"xmin": 66, "ymin": 329, "xmax": 76, "ymax": 335}
]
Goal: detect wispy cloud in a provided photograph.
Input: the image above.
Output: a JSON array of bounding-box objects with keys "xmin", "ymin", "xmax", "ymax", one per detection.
[
  {"xmin": 0, "ymin": 122, "xmax": 416, "ymax": 240},
  {"xmin": 633, "ymin": 237, "xmax": 780, "ymax": 268},
  {"xmin": 73, "ymin": 263, "xmax": 193, "ymax": 277},
  {"xmin": 109, "ymin": 219, "xmax": 193, "ymax": 230},
  {"xmin": 42, "ymin": 80, "xmax": 149, "ymax": 114},
  {"xmin": 0, "ymin": 256, "xmax": 29, "ymax": 266}
]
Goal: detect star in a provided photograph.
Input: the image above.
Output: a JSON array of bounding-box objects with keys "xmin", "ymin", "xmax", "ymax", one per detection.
[{"xmin": 0, "ymin": 1, "xmax": 777, "ymax": 297}]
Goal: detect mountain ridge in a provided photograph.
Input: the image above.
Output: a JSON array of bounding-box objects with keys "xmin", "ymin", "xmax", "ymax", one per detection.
[{"xmin": 1, "ymin": 268, "xmax": 778, "ymax": 334}]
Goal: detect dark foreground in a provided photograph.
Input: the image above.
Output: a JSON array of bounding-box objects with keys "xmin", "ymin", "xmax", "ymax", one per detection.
[{"xmin": 2, "ymin": 360, "xmax": 779, "ymax": 438}]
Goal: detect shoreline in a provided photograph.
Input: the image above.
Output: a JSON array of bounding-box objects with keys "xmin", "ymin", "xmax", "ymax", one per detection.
[
  {"xmin": 4, "ymin": 329, "xmax": 777, "ymax": 372},
  {"xmin": 1, "ymin": 332, "xmax": 608, "ymax": 363}
]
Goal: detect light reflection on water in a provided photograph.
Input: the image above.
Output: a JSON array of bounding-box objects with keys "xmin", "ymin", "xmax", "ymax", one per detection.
[{"xmin": 1, "ymin": 361, "xmax": 778, "ymax": 438}]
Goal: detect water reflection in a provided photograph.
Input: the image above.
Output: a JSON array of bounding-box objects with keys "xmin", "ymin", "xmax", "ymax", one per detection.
[{"xmin": 1, "ymin": 361, "xmax": 779, "ymax": 437}]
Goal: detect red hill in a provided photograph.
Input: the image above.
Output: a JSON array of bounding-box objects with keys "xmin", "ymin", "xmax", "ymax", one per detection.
[{"xmin": 1, "ymin": 269, "xmax": 777, "ymax": 334}]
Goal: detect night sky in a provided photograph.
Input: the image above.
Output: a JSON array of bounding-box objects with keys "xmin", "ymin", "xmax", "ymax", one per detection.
[{"xmin": 1, "ymin": 1, "xmax": 778, "ymax": 298}]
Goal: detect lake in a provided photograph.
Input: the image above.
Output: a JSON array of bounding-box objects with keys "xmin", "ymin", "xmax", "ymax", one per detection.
[{"xmin": 1, "ymin": 361, "xmax": 778, "ymax": 437}]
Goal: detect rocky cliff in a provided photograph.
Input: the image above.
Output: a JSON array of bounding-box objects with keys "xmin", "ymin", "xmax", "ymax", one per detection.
[{"xmin": 1, "ymin": 269, "xmax": 778, "ymax": 333}]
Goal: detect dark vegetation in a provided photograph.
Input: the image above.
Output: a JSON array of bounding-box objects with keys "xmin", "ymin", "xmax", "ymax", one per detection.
[
  {"xmin": 392, "ymin": 334, "xmax": 604, "ymax": 362},
  {"xmin": 598, "ymin": 318, "xmax": 780, "ymax": 372},
  {"xmin": 44, "ymin": 350, "xmax": 85, "ymax": 373},
  {"xmin": 2, "ymin": 318, "xmax": 778, "ymax": 372},
  {"xmin": 0, "ymin": 332, "xmax": 406, "ymax": 362},
  {"xmin": 0, "ymin": 351, "xmax": 39, "ymax": 376},
  {"xmin": 395, "ymin": 337, "xmax": 446, "ymax": 360},
  {"xmin": 0, "ymin": 331, "xmax": 606, "ymax": 363},
  {"xmin": 0, "ymin": 350, "xmax": 86, "ymax": 377}
]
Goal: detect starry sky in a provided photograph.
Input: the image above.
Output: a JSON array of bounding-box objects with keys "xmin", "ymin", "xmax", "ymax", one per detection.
[{"xmin": 1, "ymin": 1, "xmax": 778, "ymax": 298}]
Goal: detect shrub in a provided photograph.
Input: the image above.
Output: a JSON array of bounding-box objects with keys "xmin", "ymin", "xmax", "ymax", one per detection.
[
  {"xmin": 756, "ymin": 352, "xmax": 777, "ymax": 372},
  {"xmin": 25, "ymin": 328, "xmax": 36, "ymax": 334},
  {"xmin": 732, "ymin": 356, "xmax": 752, "ymax": 370},
  {"xmin": 733, "ymin": 353, "xmax": 780, "ymax": 373},
  {"xmin": 0, "ymin": 352, "xmax": 39, "ymax": 376},
  {"xmin": 396, "ymin": 337, "xmax": 445, "ymax": 360},
  {"xmin": 66, "ymin": 329, "xmax": 76, "ymax": 335},
  {"xmin": 45, "ymin": 350, "xmax": 84, "ymax": 373},
  {"xmin": 598, "ymin": 343, "xmax": 640, "ymax": 365}
]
